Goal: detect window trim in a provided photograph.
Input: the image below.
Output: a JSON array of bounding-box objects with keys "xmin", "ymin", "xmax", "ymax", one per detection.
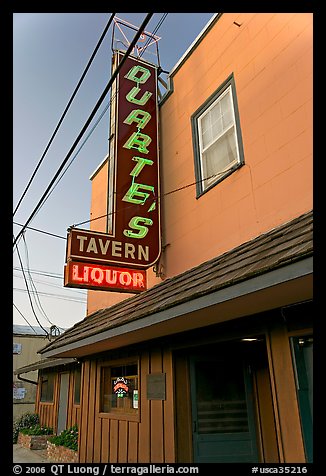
[
  {"xmin": 73, "ymin": 366, "xmax": 81, "ymax": 406},
  {"xmin": 98, "ymin": 357, "xmax": 140, "ymax": 422},
  {"xmin": 191, "ymin": 73, "xmax": 245, "ymax": 198},
  {"xmin": 290, "ymin": 334, "xmax": 313, "ymax": 463},
  {"xmin": 40, "ymin": 372, "xmax": 55, "ymax": 403}
]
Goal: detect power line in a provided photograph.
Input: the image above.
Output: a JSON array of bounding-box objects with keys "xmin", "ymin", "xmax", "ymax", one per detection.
[
  {"xmin": 15, "ymin": 167, "xmax": 233, "ymax": 239},
  {"xmin": 32, "ymin": 103, "xmax": 112, "ymax": 218},
  {"xmin": 21, "ymin": 233, "xmax": 55, "ymax": 327},
  {"xmin": 13, "ymin": 272, "xmax": 86, "ymax": 295},
  {"xmin": 13, "ymin": 13, "xmax": 154, "ymax": 248},
  {"xmin": 72, "ymin": 169, "xmax": 235, "ymax": 228},
  {"xmin": 16, "ymin": 14, "xmax": 169, "ymax": 229},
  {"xmin": 13, "ymin": 288, "xmax": 87, "ymax": 304},
  {"xmin": 13, "ymin": 221, "xmax": 66, "ymax": 240},
  {"xmin": 14, "ymin": 237, "xmax": 50, "ymax": 339},
  {"xmin": 13, "ymin": 13, "xmax": 116, "ymax": 217},
  {"xmin": 13, "ymin": 266, "xmax": 63, "ymax": 280},
  {"xmin": 138, "ymin": 13, "xmax": 168, "ymax": 63},
  {"xmin": 13, "ymin": 303, "xmax": 38, "ymax": 335}
]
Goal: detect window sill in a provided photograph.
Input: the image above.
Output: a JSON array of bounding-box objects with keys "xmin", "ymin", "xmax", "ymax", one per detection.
[
  {"xmin": 196, "ymin": 162, "xmax": 244, "ymax": 198},
  {"xmin": 98, "ymin": 411, "xmax": 139, "ymax": 422}
]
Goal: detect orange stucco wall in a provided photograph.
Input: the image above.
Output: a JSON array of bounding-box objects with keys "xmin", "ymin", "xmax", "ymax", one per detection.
[
  {"xmin": 160, "ymin": 12, "xmax": 312, "ymax": 276},
  {"xmin": 87, "ymin": 13, "xmax": 312, "ymax": 314}
]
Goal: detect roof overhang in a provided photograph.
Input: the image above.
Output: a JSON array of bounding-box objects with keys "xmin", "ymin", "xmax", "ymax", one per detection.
[
  {"xmin": 40, "ymin": 257, "xmax": 313, "ymax": 359},
  {"xmin": 14, "ymin": 357, "xmax": 77, "ymax": 376}
]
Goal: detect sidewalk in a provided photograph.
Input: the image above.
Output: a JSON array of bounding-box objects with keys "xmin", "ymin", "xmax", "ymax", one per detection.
[{"xmin": 13, "ymin": 444, "xmax": 54, "ymax": 463}]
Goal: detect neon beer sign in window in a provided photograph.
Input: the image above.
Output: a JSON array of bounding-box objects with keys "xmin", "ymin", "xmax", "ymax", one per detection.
[{"xmin": 65, "ymin": 53, "xmax": 161, "ymax": 270}]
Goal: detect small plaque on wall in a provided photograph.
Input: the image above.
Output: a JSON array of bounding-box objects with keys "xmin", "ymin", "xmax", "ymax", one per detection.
[{"xmin": 146, "ymin": 373, "xmax": 166, "ymax": 400}]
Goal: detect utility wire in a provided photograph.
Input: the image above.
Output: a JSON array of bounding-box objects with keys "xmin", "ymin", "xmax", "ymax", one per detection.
[
  {"xmin": 13, "ymin": 12, "xmax": 116, "ymax": 217},
  {"xmin": 14, "ymin": 236, "xmax": 50, "ymax": 338},
  {"xmin": 14, "ymin": 273, "xmax": 87, "ymax": 295},
  {"xmin": 13, "ymin": 266, "xmax": 63, "ymax": 279},
  {"xmin": 13, "ymin": 288, "xmax": 87, "ymax": 304},
  {"xmin": 19, "ymin": 14, "xmax": 169, "ymax": 225},
  {"xmin": 16, "ymin": 167, "xmax": 232, "ymax": 237},
  {"xmin": 32, "ymin": 101, "xmax": 111, "ymax": 217},
  {"xmin": 21, "ymin": 233, "xmax": 55, "ymax": 327},
  {"xmin": 23, "ymin": 14, "xmax": 168, "ymax": 224},
  {"xmin": 138, "ymin": 13, "xmax": 168, "ymax": 62},
  {"xmin": 13, "ymin": 221, "xmax": 66, "ymax": 240},
  {"xmin": 13, "ymin": 303, "xmax": 38, "ymax": 335},
  {"xmin": 13, "ymin": 13, "xmax": 153, "ymax": 248},
  {"xmin": 73, "ymin": 168, "xmax": 235, "ymax": 228}
]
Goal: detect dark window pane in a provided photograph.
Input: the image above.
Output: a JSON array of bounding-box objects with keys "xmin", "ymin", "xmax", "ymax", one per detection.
[{"xmin": 195, "ymin": 361, "xmax": 249, "ymax": 434}]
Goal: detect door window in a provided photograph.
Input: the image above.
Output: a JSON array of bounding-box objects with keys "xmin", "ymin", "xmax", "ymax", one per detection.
[
  {"xmin": 194, "ymin": 360, "xmax": 249, "ymax": 434},
  {"xmin": 190, "ymin": 351, "xmax": 259, "ymax": 463},
  {"xmin": 291, "ymin": 336, "xmax": 313, "ymax": 462}
]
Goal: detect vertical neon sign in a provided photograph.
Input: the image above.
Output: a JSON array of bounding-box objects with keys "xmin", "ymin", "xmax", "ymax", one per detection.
[
  {"xmin": 66, "ymin": 53, "xmax": 161, "ymax": 270},
  {"xmin": 113, "ymin": 52, "xmax": 161, "ymax": 260}
]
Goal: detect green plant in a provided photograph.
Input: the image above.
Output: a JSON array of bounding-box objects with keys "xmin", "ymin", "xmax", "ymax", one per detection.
[
  {"xmin": 13, "ymin": 412, "xmax": 40, "ymax": 443},
  {"xmin": 20, "ymin": 424, "xmax": 53, "ymax": 436},
  {"xmin": 48, "ymin": 425, "xmax": 78, "ymax": 451}
]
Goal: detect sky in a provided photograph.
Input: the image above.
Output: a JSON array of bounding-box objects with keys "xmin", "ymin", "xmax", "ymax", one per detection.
[{"xmin": 13, "ymin": 12, "xmax": 215, "ymax": 332}]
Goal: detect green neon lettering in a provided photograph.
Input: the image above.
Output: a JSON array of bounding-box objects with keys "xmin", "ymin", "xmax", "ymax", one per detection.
[
  {"xmin": 124, "ymin": 110, "xmax": 151, "ymax": 130},
  {"xmin": 123, "ymin": 217, "xmax": 153, "ymax": 239},
  {"xmin": 130, "ymin": 157, "xmax": 153, "ymax": 177},
  {"xmin": 147, "ymin": 201, "xmax": 156, "ymax": 212},
  {"xmin": 125, "ymin": 65, "xmax": 151, "ymax": 84},
  {"xmin": 123, "ymin": 132, "xmax": 152, "ymax": 154},
  {"xmin": 126, "ymin": 86, "xmax": 152, "ymax": 106},
  {"xmin": 122, "ymin": 183, "xmax": 154, "ymax": 205}
]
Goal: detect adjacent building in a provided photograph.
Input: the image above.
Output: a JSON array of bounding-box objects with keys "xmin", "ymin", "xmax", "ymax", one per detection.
[
  {"xmin": 15, "ymin": 13, "xmax": 313, "ymax": 463},
  {"xmin": 13, "ymin": 325, "xmax": 50, "ymax": 421}
]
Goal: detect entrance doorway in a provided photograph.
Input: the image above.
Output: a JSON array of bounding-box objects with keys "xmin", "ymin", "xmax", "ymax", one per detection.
[
  {"xmin": 57, "ymin": 373, "xmax": 69, "ymax": 435},
  {"xmin": 189, "ymin": 344, "xmax": 259, "ymax": 463}
]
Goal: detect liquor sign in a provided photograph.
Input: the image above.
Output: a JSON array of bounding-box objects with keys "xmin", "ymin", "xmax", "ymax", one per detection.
[
  {"xmin": 64, "ymin": 260, "xmax": 146, "ymax": 293},
  {"xmin": 65, "ymin": 53, "xmax": 161, "ymax": 271}
]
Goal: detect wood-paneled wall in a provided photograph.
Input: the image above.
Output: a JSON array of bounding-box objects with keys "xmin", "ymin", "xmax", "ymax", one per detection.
[
  {"xmin": 35, "ymin": 368, "xmax": 81, "ymax": 434},
  {"xmin": 78, "ymin": 348, "xmax": 175, "ymax": 463}
]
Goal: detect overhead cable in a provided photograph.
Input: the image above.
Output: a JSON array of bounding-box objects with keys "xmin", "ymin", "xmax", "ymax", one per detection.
[
  {"xmin": 22, "ymin": 14, "xmax": 169, "ymax": 223},
  {"xmin": 13, "ymin": 288, "xmax": 87, "ymax": 304},
  {"xmin": 13, "ymin": 12, "xmax": 116, "ymax": 217},
  {"xmin": 14, "ymin": 237, "xmax": 51, "ymax": 338},
  {"xmin": 13, "ymin": 221, "xmax": 66, "ymax": 240},
  {"xmin": 13, "ymin": 266, "xmax": 63, "ymax": 279},
  {"xmin": 21, "ymin": 233, "xmax": 55, "ymax": 327},
  {"xmin": 13, "ymin": 12, "xmax": 154, "ymax": 247},
  {"xmin": 13, "ymin": 303, "xmax": 38, "ymax": 334},
  {"xmin": 72, "ymin": 168, "xmax": 236, "ymax": 228}
]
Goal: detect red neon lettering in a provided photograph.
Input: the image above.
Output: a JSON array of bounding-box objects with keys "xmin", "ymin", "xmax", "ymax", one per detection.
[
  {"xmin": 67, "ymin": 262, "xmax": 147, "ymax": 293},
  {"xmin": 91, "ymin": 267, "xmax": 104, "ymax": 284},
  {"xmin": 119, "ymin": 272, "xmax": 132, "ymax": 286},
  {"xmin": 113, "ymin": 382, "xmax": 129, "ymax": 393},
  {"xmin": 105, "ymin": 270, "xmax": 117, "ymax": 284}
]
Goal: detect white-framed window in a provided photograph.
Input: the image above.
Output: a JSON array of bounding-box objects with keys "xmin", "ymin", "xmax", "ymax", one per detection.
[{"xmin": 192, "ymin": 75, "xmax": 244, "ymax": 196}]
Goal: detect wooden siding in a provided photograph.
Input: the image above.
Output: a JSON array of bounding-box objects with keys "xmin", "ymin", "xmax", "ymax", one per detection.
[
  {"xmin": 266, "ymin": 323, "xmax": 306, "ymax": 462},
  {"xmin": 35, "ymin": 307, "xmax": 311, "ymax": 463},
  {"xmin": 174, "ymin": 352, "xmax": 193, "ymax": 462},
  {"xmin": 35, "ymin": 368, "xmax": 81, "ymax": 434},
  {"xmin": 79, "ymin": 348, "xmax": 175, "ymax": 463}
]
